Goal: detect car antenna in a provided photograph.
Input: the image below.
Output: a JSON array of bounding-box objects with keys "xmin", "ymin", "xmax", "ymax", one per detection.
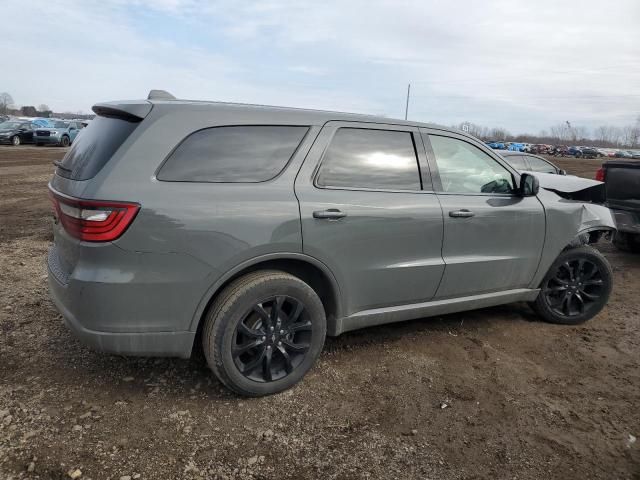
[{"xmin": 147, "ymin": 90, "xmax": 176, "ymax": 100}]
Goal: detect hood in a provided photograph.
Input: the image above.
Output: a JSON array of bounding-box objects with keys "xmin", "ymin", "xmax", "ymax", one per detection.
[{"xmin": 527, "ymin": 171, "xmax": 605, "ymax": 203}]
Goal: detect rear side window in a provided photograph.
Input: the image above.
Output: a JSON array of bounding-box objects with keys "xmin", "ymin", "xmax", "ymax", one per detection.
[
  {"xmin": 56, "ymin": 116, "xmax": 139, "ymax": 180},
  {"xmin": 157, "ymin": 126, "xmax": 308, "ymax": 183},
  {"xmin": 315, "ymin": 128, "xmax": 421, "ymax": 190}
]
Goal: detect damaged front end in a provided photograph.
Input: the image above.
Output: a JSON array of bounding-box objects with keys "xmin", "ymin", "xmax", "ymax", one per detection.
[{"xmin": 528, "ymin": 172, "xmax": 616, "ymax": 288}]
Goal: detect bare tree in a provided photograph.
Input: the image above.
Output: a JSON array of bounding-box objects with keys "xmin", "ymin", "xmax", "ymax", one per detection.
[
  {"xmin": 0, "ymin": 92, "xmax": 14, "ymax": 114},
  {"xmin": 621, "ymin": 125, "xmax": 640, "ymax": 148}
]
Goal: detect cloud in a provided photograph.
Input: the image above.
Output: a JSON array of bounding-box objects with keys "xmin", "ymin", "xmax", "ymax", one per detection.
[{"xmin": 2, "ymin": 0, "xmax": 638, "ymax": 132}]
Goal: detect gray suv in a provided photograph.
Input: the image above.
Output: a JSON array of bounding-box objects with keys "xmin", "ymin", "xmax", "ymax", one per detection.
[{"xmin": 48, "ymin": 91, "xmax": 616, "ymax": 396}]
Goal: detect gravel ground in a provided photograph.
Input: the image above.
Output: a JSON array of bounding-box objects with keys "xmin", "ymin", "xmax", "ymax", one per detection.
[{"xmin": 0, "ymin": 147, "xmax": 639, "ymax": 479}]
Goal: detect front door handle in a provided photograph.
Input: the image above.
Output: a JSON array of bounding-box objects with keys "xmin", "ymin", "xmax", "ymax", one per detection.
[
  {"xmin": 449, "ymin": 209, "xmax": 475, "ymax": 218},
  {"xmin": 313, "ymin": 209, "xmax": 347, "ymax": 220}
]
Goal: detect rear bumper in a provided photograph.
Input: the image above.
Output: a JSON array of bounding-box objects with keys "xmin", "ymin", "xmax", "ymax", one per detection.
[
  {"xmin": 611, "ymin": 208, "xmax": 640, "ymax": 234},
  {"xmin": 46, "ymin": 244, "xmax": 212, "ymax": 358},
  {"xmin": 49, "ymin": 276, "xmax": 195, "ymax": 358}
]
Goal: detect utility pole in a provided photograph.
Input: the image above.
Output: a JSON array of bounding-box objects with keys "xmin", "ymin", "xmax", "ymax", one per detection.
[{"xmin": 404, "ymin": 83, "xmax": 411, "ymax": 120}]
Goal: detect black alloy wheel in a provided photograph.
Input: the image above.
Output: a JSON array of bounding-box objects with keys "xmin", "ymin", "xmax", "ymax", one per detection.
[
  {"xmin": 542, "ymin": 258, "xmax": 604, "ymax": 318},
  {"xmin": 232, "ymin": 295, "xmax": 312, "ymax": 383}
]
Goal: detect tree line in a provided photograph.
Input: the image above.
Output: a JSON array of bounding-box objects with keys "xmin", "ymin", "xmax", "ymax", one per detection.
[
  {"xmin": 0, "ymin": 92, "xmax": 93, "ymax": 120},
  {"xmin": 455, "ymin": 117, "xmax": 640, "ymax": 148}
]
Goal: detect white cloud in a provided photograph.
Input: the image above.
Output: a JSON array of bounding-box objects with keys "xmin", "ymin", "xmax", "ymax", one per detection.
[{"xmin": 1, "ymin": 0, "xmax": 638, "ymax": 132}]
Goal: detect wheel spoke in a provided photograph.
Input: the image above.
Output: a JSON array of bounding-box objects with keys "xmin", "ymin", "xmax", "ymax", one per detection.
[
  {"xmin": 546, "ymin": 285, "xmax": 568, "ymax": 293},
  {"xmin": 240, "ymin": 346, "xmax": 266, "ymax": 374},
  {"xmin": 289, "ymin": 320, "xmax": 312, "ymax": 333},
  {"xmin": 253, "ymin": 303, "xmax": 271, "ymax": 329},
  {"xmin": 563, "ymin": 262, "xmax": 575, "ymax": 282},
  {"xmin": 288, "ymin": 299, "xmax": 305, "ymax": 325},
  {"xmin": 232, "ymin": 338, "xmax": 265, "ymax": 357},
  {"xmin": 561, "ymin": 294, "xmax": 571, "ymax": 315},
  {"xmin": 270, "ymin": 296, "xmax": 284, "ymax": 325},
  {"xmin": 282, "ymin": 339, "xmax": 310, "ymax": 353},
  {"xmin": 573, "ymin": 292, "xmax": 585, "ymax": 313},
  {"xmin": 263, "ymin": 347, "xmax": 273, "ymax": 381},
  {"xmin": 579, "ymin": 289, "xmax": 599, "ymax": 300},
  {"xmin": 582, "ymin": 263, "xmax": 598, "ymax": 281},
  {"xmin": 583, "ymin": 279, "xmax": 603, "ymax": 287},
  {"xmin": 277, "ymin": 345, "xmax": 293, "ymax": 374},
  {"xmin": 237, "ymin": 321, "xmax": 264, "ymax": 339}
]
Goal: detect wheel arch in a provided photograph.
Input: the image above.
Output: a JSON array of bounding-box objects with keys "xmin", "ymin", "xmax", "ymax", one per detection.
[{"xmin": 190, "ymin": 253, "xmax": 343, "ymax": 347}]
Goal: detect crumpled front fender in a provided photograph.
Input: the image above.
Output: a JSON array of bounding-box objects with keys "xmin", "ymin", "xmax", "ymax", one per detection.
[{"xmin": 529, "ymin": 189, "xmax": 616, "ymax": 288}]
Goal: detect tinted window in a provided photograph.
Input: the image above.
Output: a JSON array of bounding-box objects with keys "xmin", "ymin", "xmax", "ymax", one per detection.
[
  {"xmin": 316, "ymin": 128, "xmax": 421, "ymax": 190},
  {"xmin": 525, "ymin": 155, "xmax": 557, "ymax": 174},
  {"xmin": 429, "ymin": 135, "xmax": 514, "ymax": 194},
  {"xmin": 503, "ymin": 154, "xmax": 529, "ymax": 171},
  {"xmin": 158, "ymin": 126, "xmax": 308, "ymax": 183},
  {"xmin": 56, "ymin": 116, "xmax": 139, "ymax": 180}
]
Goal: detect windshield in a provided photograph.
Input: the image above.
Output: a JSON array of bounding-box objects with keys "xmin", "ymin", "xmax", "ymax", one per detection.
[
  {"xmin": 52, "ymin": 121, "xmax": 69, "ymax": 128},
  {"xmin": 0, "ymin": 122, "xmax": 21, "ymax": 129}
]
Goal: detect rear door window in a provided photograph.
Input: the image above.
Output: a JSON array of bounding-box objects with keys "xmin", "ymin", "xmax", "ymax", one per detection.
[
  {"xmin": 56, "ymin": 116, "xmax": 139, "ymax": 180},
  {"xmin": 157, "ymin": 126, "xmax": 308, "ymax": 183},
  {"xmin": 315, "ymin": 128, "xmax": 421, "ymax": 190}
]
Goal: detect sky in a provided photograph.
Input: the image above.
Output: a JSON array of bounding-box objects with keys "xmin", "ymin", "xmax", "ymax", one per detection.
[{"xmin": 3, "ymin": 0, "xmax": 639, "ymax": 134}]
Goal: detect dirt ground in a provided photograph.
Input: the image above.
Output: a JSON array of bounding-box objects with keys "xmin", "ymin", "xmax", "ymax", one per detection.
[{"xmin": 0, "ymin": 147, "xmax": 638, "ymax": 480}]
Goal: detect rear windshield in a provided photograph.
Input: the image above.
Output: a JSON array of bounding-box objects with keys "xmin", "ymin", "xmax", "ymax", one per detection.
[{"xmin": 56, "ymin": 116, "xmax": 139, "ymax": 180}]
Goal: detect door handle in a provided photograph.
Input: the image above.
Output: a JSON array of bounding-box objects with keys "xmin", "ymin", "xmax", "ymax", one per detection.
[
  {"xmin": 449, "ymin": 209, "xmax": 475, "ymax": 218},
  {"xmin": 313, "ymin": 209, "xmax": 347, "ymax": 220}
]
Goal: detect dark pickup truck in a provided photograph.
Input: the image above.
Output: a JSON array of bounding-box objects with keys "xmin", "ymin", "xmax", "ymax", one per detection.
[{"xmin": 597, "ymin": 161, "xmax": 640, "ymax": 252}]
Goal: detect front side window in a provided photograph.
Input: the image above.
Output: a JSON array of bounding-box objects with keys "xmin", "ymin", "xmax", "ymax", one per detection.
[
  {"xmin": 504, "ymin": 154, "xmax": 529, "ymax": 171},
  {"xmin": 525, "ymin": 155, "xmax": 556, "ymax": 174},
  {"xmin": 158, "ymin": 126, "xmax": 308, "ymax": 183},
  {"xmin": 316, "ymin": 128, "xmax": 421, "ymax": 190},
  {"xmin": 428, "ymin": 135, "xmax": 514, "ymax": 194}
]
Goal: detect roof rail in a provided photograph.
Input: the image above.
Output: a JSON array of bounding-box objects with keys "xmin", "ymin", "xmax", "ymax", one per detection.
[{"xmin": 147, "ymin": 89, "xmax": 176, "ymax": 100}]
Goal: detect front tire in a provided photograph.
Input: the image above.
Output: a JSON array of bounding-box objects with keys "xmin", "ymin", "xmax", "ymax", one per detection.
[
  {"xmin": 202, "ymin": 270, "xmax": 326, "ymax": 397},
  {"xmin": 531, "ymin": 245, "xmax": 612, "ymax": 325},
  {"xmin": 11, "ymin": 135, "xmax": 20, "ymax": 146},
  {"xmin": 60, "ymin": 135, "xmax": 70, "ymax": 147}
]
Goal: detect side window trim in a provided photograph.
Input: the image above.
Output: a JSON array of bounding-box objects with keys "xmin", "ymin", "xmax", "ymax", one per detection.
[
  {"xmin": 420, "ymin": 129, "xmax": 520, "ymax": 196},
  {"xmin": 312, "ymin": 124, "xmax": 427, "ymax": 193}
]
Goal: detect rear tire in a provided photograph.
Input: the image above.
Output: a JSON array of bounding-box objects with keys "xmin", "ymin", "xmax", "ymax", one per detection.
[
  {"xmin": 60, "ymin": 135, "xmax": 70, "ymax": 147},
  {"xmin": 613, "ymin": 232, "xmax": 640, "ymax": 253},
  {"xmin": 202, "ymin": 270, "xmax": 326, "ymax": 397},
  {"xmin": 531, "ymin": 245, "xmax": 612, "ymax": 325}
]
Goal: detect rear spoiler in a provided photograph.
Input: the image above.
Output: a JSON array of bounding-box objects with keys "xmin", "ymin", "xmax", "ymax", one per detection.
[{"xmin": 92, "ymin": 100, "xmax": 152, "ymax": 122}]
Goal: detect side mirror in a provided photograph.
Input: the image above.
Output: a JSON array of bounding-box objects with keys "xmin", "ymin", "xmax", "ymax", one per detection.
[
  {"xmin": 558, "ymin": 169, "xmax": 567, "ymax": 176},
  {"xmin": 519, "ymin": 173, "xmax": 539, "ymax": 196}
]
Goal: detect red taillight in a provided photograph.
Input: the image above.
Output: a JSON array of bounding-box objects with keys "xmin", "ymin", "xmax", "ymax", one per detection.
[
  {"xmin": 48, "ymin": 186, "xmax": 139, "ymax": 242},
  {"xmin": 595, "ymin": 167, "xmax": 606, "ymax": 182}
]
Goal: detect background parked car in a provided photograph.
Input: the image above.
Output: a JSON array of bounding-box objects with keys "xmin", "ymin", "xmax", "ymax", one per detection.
[
  {"xmin": 34, "ymin": 120, "xmax": 82, "ymax": 147},
  {"xmin": 500, "ymin": 150, "xmax": 567, "ymax": 174},
  {"xmin": 485, "ymin": 140, "xmax": 506, "ymax": 149},
  {"xmin": 580, "ymin": 147, "xmax": 600, "ymax": 159},
  {"xmin": 0, "ymin": 120, "xmax": 38, "ymax": 145},
  {"xmin": 614, "ymin": 150, "xmax": 633, "ymax": 158}
]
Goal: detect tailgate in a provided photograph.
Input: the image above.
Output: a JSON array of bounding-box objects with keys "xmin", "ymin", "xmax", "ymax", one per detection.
[{"xmin": 605, "ymin": 161, "xmax": 640, "ymax": 211}]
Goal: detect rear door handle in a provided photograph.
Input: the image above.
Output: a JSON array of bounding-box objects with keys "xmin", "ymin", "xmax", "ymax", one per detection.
[
  {"xmin": 313, "ymin": 209, "xmax": 347, "ymax": 220},
  {"xmin": 449, "ymin": 209, "xmax": 475, "ymax": 218}
]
